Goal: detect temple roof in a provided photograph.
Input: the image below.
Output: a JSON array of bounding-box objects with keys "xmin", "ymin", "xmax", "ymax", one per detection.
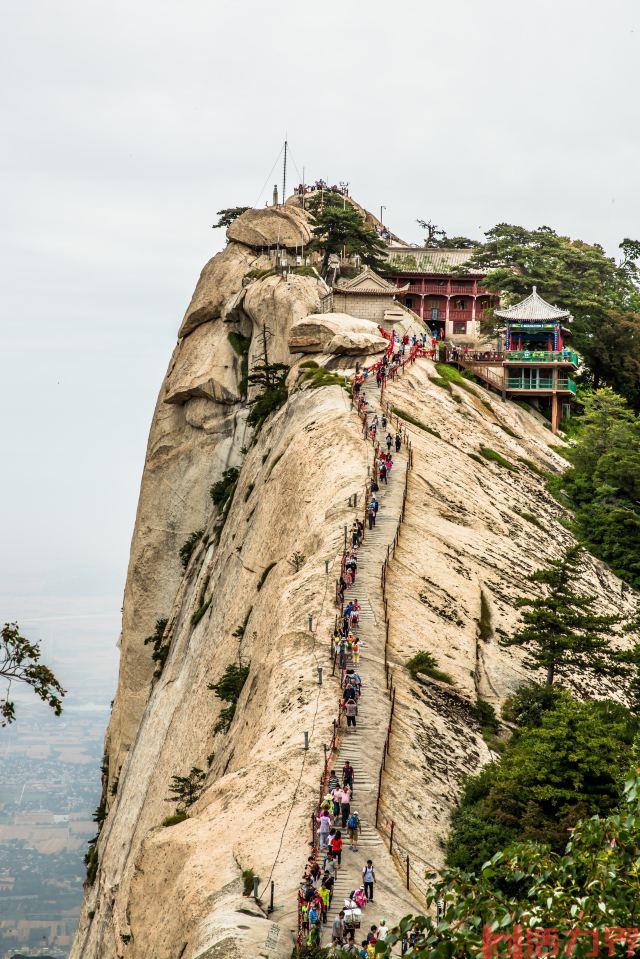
[
  {"xmin": 333, "ymin": 266, "xmax": 408, "ymax": 295},
  {"xmin": 384, "ymin": 246, "xmax": 481, "ymax": 274},
  {"xmin": 494, "ymin": 287, "xmax": 572, "ymax": 322}
]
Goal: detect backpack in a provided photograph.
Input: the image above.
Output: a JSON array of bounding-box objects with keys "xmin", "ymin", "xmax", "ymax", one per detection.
[{"xmin": 347, "ymin": 813, "xmax": 358, "ymax": 829}]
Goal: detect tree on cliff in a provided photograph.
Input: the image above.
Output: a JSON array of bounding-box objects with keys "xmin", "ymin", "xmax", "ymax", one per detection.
[
  {"xmin": 463, "ymin": 224, "xmax": 640, "ymax": 407},
  {"xmin": 212, "ymin": 206, "xmax": 249, "ymax": 228},
  {"xmin": 0, "ymin": 622, "xmax": 65, "ymax": 726},
  {"xmin": 308, "ymin": 192, "xmax": 388, "ymax": 276},
  {"xmin": 500, "ymin": 547, "xmax": 624, "ymax": 686}
]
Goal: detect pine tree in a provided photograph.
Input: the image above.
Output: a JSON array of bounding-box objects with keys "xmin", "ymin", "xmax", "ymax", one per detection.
[
  {"xmin": 501, "ymin": 547, "xmax": 624, "ymax": 685},
  {"xmin": 308, "ymin": 192, "xmax": 388, "ymax": 276},
  {"xmin": 165, "ymin": 767, "xmax": 206, "ymax": 813}
]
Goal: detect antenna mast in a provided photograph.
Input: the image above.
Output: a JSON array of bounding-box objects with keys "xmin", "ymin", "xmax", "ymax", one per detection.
[{"xmin": 282, "ymin": 137, "xmax": 288, "ymax": 205}]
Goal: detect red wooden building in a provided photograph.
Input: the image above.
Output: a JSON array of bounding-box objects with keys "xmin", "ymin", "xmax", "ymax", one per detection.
[{"xmin": 382, "ymin": 245, "xmax": 499, "ymax": 340}]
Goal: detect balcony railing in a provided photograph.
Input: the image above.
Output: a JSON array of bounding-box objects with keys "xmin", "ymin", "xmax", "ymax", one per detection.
[
  {"xmin": 507, "ymin": 377, "xmax": 554, "ymax": 389},
  {"xmin": 450, "ymin": 283, "xmax": 474, "ymax": 295},
  {"xmin": 507, "ymin": 377, "xmax": 577, "ymax": 393},
  {"xmin": 449, "ymin": 309, "xmax": 473, "ymax": 322},
  {"xmin": 505, "ymin": 349, "xmax": 579, "ymax": 365}
]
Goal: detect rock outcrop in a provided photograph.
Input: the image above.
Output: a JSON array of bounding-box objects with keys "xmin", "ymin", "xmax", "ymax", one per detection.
[
  {"xmin": 288, "ymin": 312, "xmax": 388, "ymax": 354},
  {"xmin": 74, "ymin": 199, "xmax": 636, "ymax": 959},
  {"xmin": 226, "ymin": 205, "xmax": 311, "ymax": 250}
]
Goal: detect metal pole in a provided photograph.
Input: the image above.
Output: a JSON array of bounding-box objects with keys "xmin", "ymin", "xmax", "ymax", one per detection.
[
  {"xmin": 269, "ymin": 881, "xmax": 275, "ymax": 914},
  {"xmin": 353, "ymin": 493, "xmax": 357, "ymax": 509},
  {"xmin": 406, "ymin": 855, "xmax": 410, "ymax": 890},
  {"xmin": 323, "ymin": 743, "xmax": 327, "ymax": 767},
  {"xmin": 390, "ymin": 820, "xmax": 395, "ymax": 855},
  {"xmin": 304, "ymin": 731, "xmax": 309, "ymax": 750},
  {"xmin": 308, "ymin": 614, "xmax": 313, "ymax": 632},
  {"xmin": 325, "ymin": 559, "xmax": 329, "ymax": 575},
  {"xmin": 317, "ymin": 665, "xmax": 323, "ymax": 686},
  {"xmin": 344, "ymin": 525, "xmax": 347, "ymax": 550}
]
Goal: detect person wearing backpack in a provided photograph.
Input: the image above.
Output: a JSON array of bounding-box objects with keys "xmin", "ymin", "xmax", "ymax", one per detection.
[
  {"xmin": 347, "ymin": 810, "xmax": 360, "ymax": 851},
  {"xmin": 362, "ymin": 860, "xmax": 376, "ymax": 901},
  {"xmin": 345, "ymin": 698, "xmax": 357, "ymax": 729}
]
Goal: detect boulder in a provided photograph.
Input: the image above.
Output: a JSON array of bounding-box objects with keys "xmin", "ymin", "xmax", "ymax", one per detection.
[
  {"xmin": 227, "ymin": 205, "xmax": 311, "ymax": 250},
  {"xmin": 179, "ymin": 243, "xmax": 260, "ymax": 338},
  {"xmin": 327, "ymin": 331, "xmax": 388, "ymax": 355},
  {"xmin": 288, "ymin": 312, "xmax": 388, "ymax": 355},
  {"xmin": 165, "ymin": 321, "xmax": 243, "ymax": 406}
]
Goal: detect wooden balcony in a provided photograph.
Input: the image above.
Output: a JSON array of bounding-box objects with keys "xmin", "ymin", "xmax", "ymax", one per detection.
[{"xmin": 449, "ymin": 309, "xmax": 473, "ymax": 322}]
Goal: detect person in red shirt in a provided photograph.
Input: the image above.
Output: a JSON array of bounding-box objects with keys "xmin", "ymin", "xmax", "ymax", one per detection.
[{"xmin": 330, "ymin": 830, "xmax": 343, "ymax": 866}]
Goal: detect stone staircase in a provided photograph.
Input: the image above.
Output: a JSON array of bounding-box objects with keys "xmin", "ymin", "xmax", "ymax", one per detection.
[{"xmin": 321, "ymin": 376, "xmax": 417, "ymax": 943}]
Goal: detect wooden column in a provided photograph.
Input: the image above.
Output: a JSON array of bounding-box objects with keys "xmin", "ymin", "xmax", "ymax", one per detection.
[{"xmin": 551, "ymin": 393, "xmax": 559, "ymax": 433}]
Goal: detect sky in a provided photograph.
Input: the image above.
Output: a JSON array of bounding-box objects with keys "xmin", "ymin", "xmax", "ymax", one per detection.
[{"xmin": 1, "ymin": 0, "xmax": 639, "ymax": 708}]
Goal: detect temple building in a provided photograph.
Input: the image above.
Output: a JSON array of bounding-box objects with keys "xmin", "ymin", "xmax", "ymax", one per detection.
[
  {"xmin": 331, "ymin": 265, "xmax": 415, "ymax": 324},
  {"xmin": 457, "ymin": 287, "xmax": 579, "ymax": 433},
  {"xmin": 382, "ymin": 245, "xmax": 499, "ymax": 340}
]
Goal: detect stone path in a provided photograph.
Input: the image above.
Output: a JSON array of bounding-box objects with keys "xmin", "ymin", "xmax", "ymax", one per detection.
[{"xmin": 322, "ymin": 374, "xmax": 417, "ymax": 945}]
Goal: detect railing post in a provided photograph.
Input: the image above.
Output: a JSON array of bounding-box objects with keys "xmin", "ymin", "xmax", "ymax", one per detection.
[
  {"xmin": 390, "ymin": 819, "xmax": 395, "ymax": 855},
  {"xmin": 406, "ymin": 855, "xmax": 410, "ymax": 890}
]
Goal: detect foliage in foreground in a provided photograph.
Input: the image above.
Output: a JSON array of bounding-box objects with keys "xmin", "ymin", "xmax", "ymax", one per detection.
[
  {"xmin": 0, "ymin": 622, "xmax": 66, "ymax": 726},
  {"xmin": 377, "ymin": 769, "xmax": 640, "ymax": 958},
  {"xmin": 551, "ymin": 389, "xmax": 640, "ymax": 589},
  {"xmin": 445, "ymin": 691, "xmax": 638, "ymax": 873}
]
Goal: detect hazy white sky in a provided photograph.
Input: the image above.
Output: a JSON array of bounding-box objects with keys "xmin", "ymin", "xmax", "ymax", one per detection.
[{"xmin": 1, "ymin": 0, "xmax": 638, "ymax": 700}]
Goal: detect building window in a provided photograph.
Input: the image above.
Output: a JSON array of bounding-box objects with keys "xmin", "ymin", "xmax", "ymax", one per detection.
[
  {"xmin": 453, "ymin": 321, "xmax": 467, "ymax": 334},
  {"xmin": 455, "ymin": 298, "xmax": 465, "ymax": 310}
]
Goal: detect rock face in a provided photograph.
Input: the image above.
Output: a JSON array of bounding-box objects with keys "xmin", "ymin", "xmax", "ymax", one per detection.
[
  {"xmin": 288, "ymin": 311, "xmax": 388, "ymax": 354},
  {"xmin": 165, "ymin": 321, "xmax": 243, "ymax": 405},
  {"xmin": 226, "ymin": 205, "xmax": 312, "ymax": 250},
  {"xmin": 179, "ymin": 242, "xmax": 263, "ymax": 338},
  {"xmin": 74, "ymin": 207, "xmax": 636, "ymax": 959}
]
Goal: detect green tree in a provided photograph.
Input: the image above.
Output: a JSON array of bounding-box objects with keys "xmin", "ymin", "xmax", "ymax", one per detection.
[
  {"xmin": 416, "ymin": 218, "xmax": 478, "ymax": 249},
  {"xmin": 212, "ymin": 206, "xmax": 249, "ymax": 228},
  {"xmin": 143, "ymin": 618, "xmax": 170, "ymax": 677},
  {"xmin": 209, "ymin": 663, "xmax": 250, "ymax": 733},
  {"xmin": 246, "ymin": 357, "xmax": 290, "ymax": 430},
  {"xmin": 555, "ymin": 390, "xmax": 640, "ymax": 588},
  {"xmin": 179, "ymin": 529, "xmax": 204, "ymax": 569},
  {"xmin": 378, "ymin": 770, "xmax": 640, "ymax": 959},
  {"xmin": 464, "ymin": 224, "xmax": 640, "ymax": 406},
  {"xmin": 165, "ymin": 767, "xmax": 206, "ymax": 813},
  {"xmin": 309, "ymin": 192, "xmax": 388, "ymax": 275},
  {"xmin": 0, "ymin": 622, "xmax": 65, "ymax": 726},
  {"xmin": 446, "ymin": 696, "xmax": 637, "ymax": 872},
  {"xmin": 501, "ymin": 546, "xmax": 623, "ymax": 686}
]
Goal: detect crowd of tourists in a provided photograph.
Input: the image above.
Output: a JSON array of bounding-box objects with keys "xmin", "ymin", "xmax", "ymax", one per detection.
[{"xmin": 295, "ymin": 325, "xmax": 426, "ymax": 954}]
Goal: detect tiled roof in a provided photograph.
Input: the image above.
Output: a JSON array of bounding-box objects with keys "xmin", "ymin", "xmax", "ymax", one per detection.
[
  {"xmin": 495, "ymin": 287, "xmax": 571, "ymax": 322},
  {"xmin": 334, "ymin": 266, "xmax": 405, "ymax": 294},
  {"xmin": 384, "ymin": 246, "xmax": 480, "ymax": 274}
]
